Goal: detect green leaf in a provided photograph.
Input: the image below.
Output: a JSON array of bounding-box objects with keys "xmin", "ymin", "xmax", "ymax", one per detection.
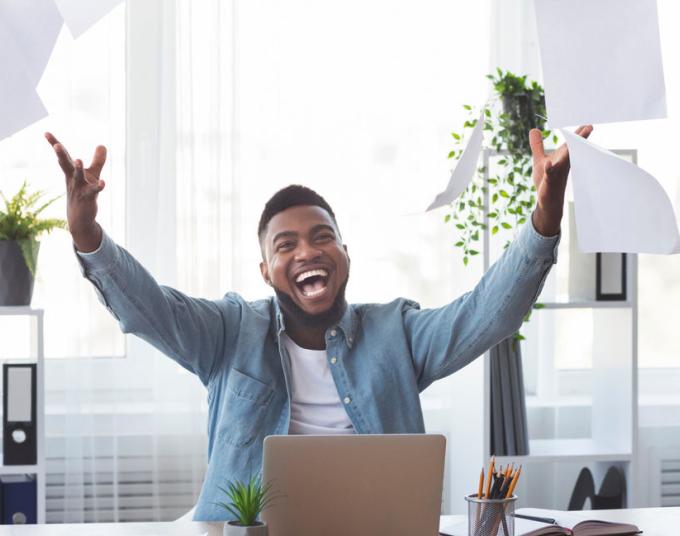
[
  {"xmin": 501, "ymin": 222, "xmax": 512, "ymax": 229},
  {"xmin": 533, "ymin": 303, "xmax": 545, "ymax": 309},
  {"xmin": 499, "ymin": 190, "xmax": 510, "ymax": 198},
  {"xmin": 454, "ymin": 241, "xmax": 464, "ymax": 247},
  {"xmin": 455, "ymin": 223, "xmax": 465, "ymax": 230},
  {"xmin": 463, "ymin": 104, "xmax": 472, "ymax": 111},
  {"xmin": 463, "ymin": 256, "xmax": 469, "ymax": 266},
  {"xmin": 451, "ymin": 132, "xmax": 461, "ymax": 140},
  {"xmin": 444, "ymin": 214, "xmax": 451, "ymax": 223},
  {"xmin": 448, "ymin": 150, "xmax": 456, "ymax": 159},
  {"xmin": 492, "ymin": 225, "xmax": 499, "ymax": 235},
  {"xmin": 469, "ymin": 250, "xmax": 479, "ymax": 256}
]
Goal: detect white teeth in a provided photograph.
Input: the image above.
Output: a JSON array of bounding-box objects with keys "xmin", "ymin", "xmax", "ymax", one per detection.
[
  {"xmin": 303, "ymin": 287, "xmax": 327, "ymax": 297},
  {"xmin": 295, "ymin": 269, "xmax": 328, "ymax": 283}
]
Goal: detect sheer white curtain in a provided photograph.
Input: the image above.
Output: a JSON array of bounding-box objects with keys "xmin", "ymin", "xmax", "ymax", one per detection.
[{"xmin": 45, "ymin": 2, "xmax": 207, "ymax": 523}]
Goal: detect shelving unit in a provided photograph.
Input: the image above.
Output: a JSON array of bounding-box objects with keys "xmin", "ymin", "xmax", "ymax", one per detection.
[
  {"xmin": 480, "ymin": 149, "xmax": 638, "ymax": 510},
  {"xmin": 0, "ymin": 307, "xmax": 46, "ymax": 524}
]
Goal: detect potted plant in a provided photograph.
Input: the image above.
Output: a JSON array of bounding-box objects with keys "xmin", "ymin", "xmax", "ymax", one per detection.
[
  {"xmin": 216, "ymin": 474, "xmax": 278, "ymax": 536},
  {"xmin": 446, "ymin": 68, "xmax": 555, "ymax": 336},
  {"xmin": 0, "ymin": 181, "xmax": 66, "ymax": 306}
]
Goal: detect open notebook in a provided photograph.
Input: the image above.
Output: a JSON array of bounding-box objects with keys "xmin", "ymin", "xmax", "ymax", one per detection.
[{"xmin": 440, "ymin": 508, "xmax": 641, "ymax": 536}]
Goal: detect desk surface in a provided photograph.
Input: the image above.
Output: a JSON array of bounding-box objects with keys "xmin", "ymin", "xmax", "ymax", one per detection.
[
  {"xmin": 0, "ymin": 508, "xmax": 676, "ymax": 535},
  {"xmin": 440, "ymin": 507, "xmax": 678, "ymax": 536}
]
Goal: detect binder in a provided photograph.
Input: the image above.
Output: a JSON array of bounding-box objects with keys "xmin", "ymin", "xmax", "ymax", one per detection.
[
  {"xmin": 2, "ymin": 364, "xmax": 37, "ymax": 466},
  {"xmin": 0, "ymin": 474, "xmax": 37, "ymax": 524}
]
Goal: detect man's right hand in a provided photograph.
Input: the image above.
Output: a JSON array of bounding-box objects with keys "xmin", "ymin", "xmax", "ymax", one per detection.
[{"xmin": 45, "ymin": 132, "xmax": 107, "ymax": 253}]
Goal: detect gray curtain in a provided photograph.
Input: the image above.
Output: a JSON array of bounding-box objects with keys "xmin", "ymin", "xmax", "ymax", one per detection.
[{"xmin": 489, "ymin": 336, "xmax": 529, "ymax": 456}]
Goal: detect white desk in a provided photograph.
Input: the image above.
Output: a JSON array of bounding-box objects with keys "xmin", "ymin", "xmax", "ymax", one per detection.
[
  {"xmin": 0, "ymin": 508, "xmax": 676, "ymax": 535},
  {"xmin": 439, "ymin": 507, "xmax": 679, "ymax": 536},
  {"xmin": 0, "ymin": 521, "xmax": 223, "ymax": 535}
]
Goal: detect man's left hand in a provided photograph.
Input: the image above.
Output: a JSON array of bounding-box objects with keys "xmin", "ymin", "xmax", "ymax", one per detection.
[{"xmin": 529, "ymin": 124, "xmax": 593, "ymax": 237}]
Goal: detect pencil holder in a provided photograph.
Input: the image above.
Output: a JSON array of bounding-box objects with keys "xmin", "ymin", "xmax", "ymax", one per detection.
[{"xmin": 465, "ymin": 494, "xmax": 517, "ymax": 536}]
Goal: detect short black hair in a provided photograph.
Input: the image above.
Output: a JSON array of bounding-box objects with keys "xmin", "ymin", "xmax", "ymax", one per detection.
[{"xmin": 258, "ymin": 185, "xmax": 338, "ymax": 245}]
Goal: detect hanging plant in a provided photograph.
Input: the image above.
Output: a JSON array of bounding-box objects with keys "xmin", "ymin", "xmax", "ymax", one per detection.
[{"xmin": 445, "ymin": 68, "xmax": 559, "ymax": 266}]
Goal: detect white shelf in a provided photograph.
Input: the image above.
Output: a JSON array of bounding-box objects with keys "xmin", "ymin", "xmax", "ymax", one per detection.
[
  {"xmin": 494, "ymin": 439, "xmax": 633, "ymax": 464},
  {"xmin": 0, "ymin": 308, "xmax": 46, "ymax": 523},
  {"xmin": 0, "ymin": 307, "xmax": 43, "ymax": 316},
  {"xmin": 538, "ymin": 300, "xmax": 632, "ymax": 310},
  {"xmin": 0, "ymin": 464, "xmax": 40, "ymax": 474}
]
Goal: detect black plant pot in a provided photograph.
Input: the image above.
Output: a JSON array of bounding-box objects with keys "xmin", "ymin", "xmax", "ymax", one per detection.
[
  {"xmin": 502, "ymin": 93, "xmax": 546, "ymax": 154},
  {"xmin": 0, "ymin": 241, "xmax": 39, "ymax": 306}
]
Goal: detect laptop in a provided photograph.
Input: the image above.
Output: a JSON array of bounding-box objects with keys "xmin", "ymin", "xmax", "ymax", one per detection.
[{"xmin": 262, "ymin": 434, "xmax": 446, "ymax": 536}]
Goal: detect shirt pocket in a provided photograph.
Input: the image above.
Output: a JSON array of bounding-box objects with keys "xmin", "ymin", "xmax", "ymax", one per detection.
[{"xmin": 221, "ymin": 368, "xmax": 274, "ymax": 447}]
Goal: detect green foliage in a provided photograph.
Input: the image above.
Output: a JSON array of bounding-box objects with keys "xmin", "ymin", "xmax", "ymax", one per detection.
[
  {"xmin": 446, "ymin": 69, "xmax": 555, "ymax": 265},
  {"xmin": 215, "ymin": 474, "xmax": 279, "ymax": 527},
  {"xmin": 0, "ymin": 180, "xmax": 66, "ymax": 275}
]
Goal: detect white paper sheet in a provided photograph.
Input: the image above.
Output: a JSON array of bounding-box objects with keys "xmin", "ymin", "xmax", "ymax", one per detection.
[
  {"xmin": 55, "ymin": 0, "xmax": 123, "ymax": 39},
  {"xmin": 0, "ymin": 17, "xmax": 49, "ymax": 141},
  {"xmin": 0, "ymin": 0, "xmax": 63, "ymax": 85},
  {"xmin": 563, "ymin": 129, "xmax": 680, "ymax": 254},
  {"xmin": 534, "ymin": 0, "xmax": 667, "ymax": 128},
  {"xmin": 427, "ymin": 113, "xmax": 484, "ymax": 211}
]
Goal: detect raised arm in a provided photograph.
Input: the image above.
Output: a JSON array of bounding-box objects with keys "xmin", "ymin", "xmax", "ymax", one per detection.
[
  {"xmin": 405, "ymin": 125, "xmax": 593, "ymax": 391},
  {"xmin": 45, "ymin": 133, "xmax": 234, "ymax": 385}
]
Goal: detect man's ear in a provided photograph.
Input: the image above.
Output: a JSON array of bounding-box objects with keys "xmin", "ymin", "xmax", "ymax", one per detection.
[{"xmin": 260, "ymin": 261, "xmax": 272, "ymax": 286}]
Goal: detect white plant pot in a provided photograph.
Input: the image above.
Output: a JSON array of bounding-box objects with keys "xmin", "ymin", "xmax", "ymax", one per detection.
[{"xmin": 223, "ymin": 521, "xmax": 268, "ymax": 536}]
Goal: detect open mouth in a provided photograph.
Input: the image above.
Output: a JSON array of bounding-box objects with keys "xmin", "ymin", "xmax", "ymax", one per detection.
[{"xmin": 294, "ymin": 269, "xmax": 330, "ymax": 298}]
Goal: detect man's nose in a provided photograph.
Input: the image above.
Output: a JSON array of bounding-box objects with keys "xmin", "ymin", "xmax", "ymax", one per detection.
[{"xmin": 294, "ymin": 240, "xmax": 322, "ymax": 261}]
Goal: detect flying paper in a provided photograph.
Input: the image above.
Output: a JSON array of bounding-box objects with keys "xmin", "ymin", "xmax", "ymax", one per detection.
[
  {"xmin": 427, "ymin": 113, "xmax": 484, "ymax": 211},
  {"xmin": 55, "ymin": 0, "xmax": 123, "ymax": 39},
  {"xmin": 0, "ymin": 0, "xmax": 63, "ymax": 86},
  {"xmin": 563, "ymin": 129, "xmax": 680, "ymax": 254},
  {"xmin": 0, "ymin": 16, "xmax": 48, "ymax": 141},
  {"xmin": 535, "ymin": 0, "xmax": 666, "ymax": 128}
]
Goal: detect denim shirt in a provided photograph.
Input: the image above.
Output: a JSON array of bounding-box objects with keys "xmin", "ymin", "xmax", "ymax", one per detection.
[{"xmin": 75, "ymin": 221, "xmax": 559, "ymax": 521}]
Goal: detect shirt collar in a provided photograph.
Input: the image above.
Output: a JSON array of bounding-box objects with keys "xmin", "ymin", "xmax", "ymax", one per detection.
[{"xmin": 270, "ymin": 298, "xmax": 358, "ymax": 348}]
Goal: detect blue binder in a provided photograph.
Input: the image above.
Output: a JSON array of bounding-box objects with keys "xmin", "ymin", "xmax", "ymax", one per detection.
[{"xmin": 0, "ymin": 474, "xmax": 36, "ymax": 524}]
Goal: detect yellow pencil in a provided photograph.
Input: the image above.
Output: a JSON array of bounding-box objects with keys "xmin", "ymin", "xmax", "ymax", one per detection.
[
  {"xmin": 506, "ymin": 465, "xmax": 522, "ymax": 498},
  {"xmin": 477, "ymin": 468, "xmax": 485, "ymax": 498},
  {"xmin": 484, "ymin": 456, "xmax": 495, "ymax": 498},
  {"xmin": 504, "ymin": 463, "xmax": 513, "ymax": 479}
]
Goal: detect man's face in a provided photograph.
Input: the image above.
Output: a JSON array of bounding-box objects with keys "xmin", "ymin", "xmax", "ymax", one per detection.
[{"xmin": 260, "ymin": 205, "xmax": 350, "ymax": 318}]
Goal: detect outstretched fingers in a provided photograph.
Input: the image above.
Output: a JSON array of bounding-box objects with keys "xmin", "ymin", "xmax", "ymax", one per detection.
[
  {"xmin": 529, "ymin": 129, "xmax": 545, "ymax": 160},
  {"xmin": 88, "ymin": 145, "xmax": 107, "ymax": 178},
  {"xmin": 574, "ymin": 124, "xmax": 593, "ymax": 139}
]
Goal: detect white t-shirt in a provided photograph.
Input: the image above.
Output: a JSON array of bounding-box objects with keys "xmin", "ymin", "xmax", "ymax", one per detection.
[{"xmin": 282, "ymin": 334, "xmax": 356, "ymax": 435}]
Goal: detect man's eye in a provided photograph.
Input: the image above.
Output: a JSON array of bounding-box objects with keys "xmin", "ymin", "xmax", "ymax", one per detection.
[
  {"xmin": 277, "ymin": 241, "xmax": 295, "ymax": 251},
  {"xmin": 316, "ymin": 233, "xmax": 334, "ymax": 242}
]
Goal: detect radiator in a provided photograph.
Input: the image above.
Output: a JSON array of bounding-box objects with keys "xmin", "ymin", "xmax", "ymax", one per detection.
[{"xmin": 44, "ymin": 434, "xmax": 207, "ymax": 523}]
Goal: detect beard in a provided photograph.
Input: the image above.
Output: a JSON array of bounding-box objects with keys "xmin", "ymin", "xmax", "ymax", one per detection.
[{"xmin": 274, "ymin": 277, "xmax": 349, "ymax": 330}]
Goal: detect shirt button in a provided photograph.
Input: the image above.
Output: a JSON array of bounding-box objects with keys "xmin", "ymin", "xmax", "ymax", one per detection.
[
  {"xmin": 348, "ymin": 337, "xmax": 353, "ymax": 343},
  {"xmin": 330, "ymin": 356, "xmax": 337, "ymax": 365},
  {"xmin": 343, "ymin": 396, "xmax": 351, "ymax": 404},
  {"xmin": 330, "ymin": 329, "xmax": 337, "ymax": 337}
]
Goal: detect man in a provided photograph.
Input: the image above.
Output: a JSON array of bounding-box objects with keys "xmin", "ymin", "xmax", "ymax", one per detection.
[{"xmin": 45, "ymin": 125, "xmax": 592, "ymax": 520}]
